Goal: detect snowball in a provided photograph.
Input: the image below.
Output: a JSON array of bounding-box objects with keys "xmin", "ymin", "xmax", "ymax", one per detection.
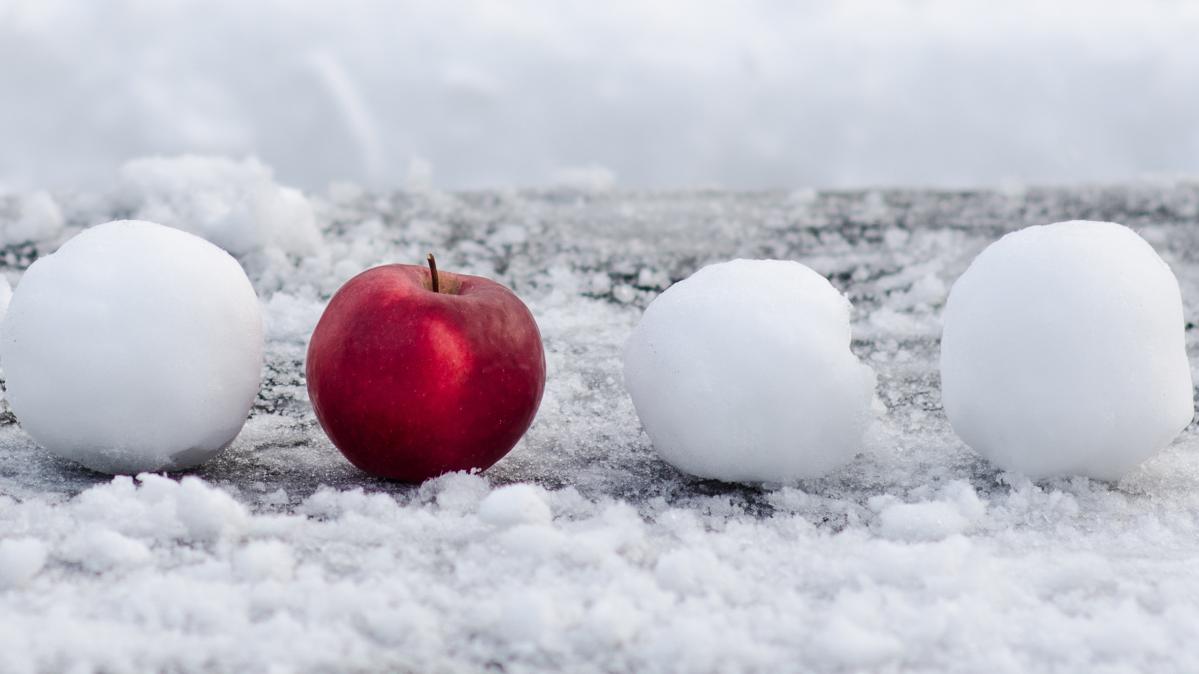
[
  {"xmin": 478, "ymin": 484, "xmax": 553, "ymax": 527},
  {"xmin": 623, "ymin": 259, "xmax": 877, "ymax": 482},
  {"xmin": 0, "ymin": 220, "xmax": 264, "ymax": 474},
  {"xmin": 940, "ymin": 221, "xmax": 1194, "ymax": 480},
  {"xmin": 0, "ymin": 538, "xmax": 47, "ymax": 588},
  {"xmin": 119, "ymin": 155, "xmax": 322, "ymax": 256}
]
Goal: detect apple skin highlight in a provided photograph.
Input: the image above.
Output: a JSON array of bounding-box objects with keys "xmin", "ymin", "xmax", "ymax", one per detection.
[{"xmin": 306, "ymin": 262, "xmax": 546, "ymax": 481}]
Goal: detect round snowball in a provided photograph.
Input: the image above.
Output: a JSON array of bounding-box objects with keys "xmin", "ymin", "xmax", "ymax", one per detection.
[
  {"xmin": 1, "ymin": 220, "xmax": 264, "ymax": 474},
  {"xmin": 941, "ymin": 221, "xmax": 1194, "ymax": 480},
  {"xmin": 623, "ymin": 259, "xmax": 876, "ymax": 482}
]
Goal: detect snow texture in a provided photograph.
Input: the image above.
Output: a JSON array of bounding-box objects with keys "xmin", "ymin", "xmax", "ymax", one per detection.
[
  {"xmin": 1, "ymin": 221, "xmax": 264, "ymax": 474},
  {"xmin": 2, "ymin": 175, "xmax": 1199, "ymax": 672},
  {"xmin": 942, "ymin": 221, "xmax": 1194, "ymax": 480},
  {"xmin": 624, "ymin": 259, "xmax": 876, "ymax": 482}
]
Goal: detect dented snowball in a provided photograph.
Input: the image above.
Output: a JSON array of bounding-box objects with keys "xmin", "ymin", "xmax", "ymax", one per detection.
[
  {"xmin": 941, "ymin": 221, "xmax": 1194, "ymax": 480},
  {"xmin": 623, "ymin": 259, "xmax": 876, "ymax": 482},
  {"xmin": 1, "ymin": 220, "xmax": 264, "ymax": 474}
]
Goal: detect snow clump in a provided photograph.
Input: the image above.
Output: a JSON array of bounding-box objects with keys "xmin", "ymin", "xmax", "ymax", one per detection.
[
  {"xmin": 0, "ymin": 538, "xmax": 47, "ymax": 589},
  {"xmin": 623, "ymin": 259, "xmax": 877, "ymax": 483},
  {"xmin": 4, "ymin": 190, "xmax": 65, "ymax": 245},
  {"xmin": 478, "ymin": 484, "xmax": 553, "ymax": 527},
  {"xmin": 119, "ymin": 155, "xmax": 322, "ymax": 256},
  {"xmin": 940, "ymin": 221, "xmax": 1194, "ymax": 480},
  {"xmin": 0, "ymin": 220, "xmax": 264, "ymax": 474}
]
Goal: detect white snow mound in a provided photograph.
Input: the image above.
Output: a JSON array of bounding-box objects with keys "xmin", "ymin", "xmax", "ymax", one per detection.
[
  {"xmin": 0, "ymin": 538, "xmax": 47, "ymax": 589},
  {"xmin": 5, "ymin": 191, "xmax": 65, "ymax": 245},
  {"xmin": 940, "ymin": 220, "xmax": 1194, "ymax": 480},
  {"xmin": 119, "ymin": 155, "xmax": 322, "ymax": 256},
  {"xmin": 623, "ymin": 259, "xmax": 877, "ymax": 482},
  {"xmin": 0, "ymin": 220, "xmax": 265, "ymax": 474},
  {"xmin": 479, "ymin": 484, "xmax": 553, "ymax": 527}
]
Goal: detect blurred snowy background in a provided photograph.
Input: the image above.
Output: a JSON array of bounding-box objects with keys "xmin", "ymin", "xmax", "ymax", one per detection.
[{"xmin": 3, "ymin": 0, "xmax": 1199, "ymax": 191}]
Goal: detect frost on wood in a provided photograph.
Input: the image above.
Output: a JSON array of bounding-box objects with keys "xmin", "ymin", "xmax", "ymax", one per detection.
[{"xmin": 1, "ymin": 179, "xmax": 1199, "ymax": 672}]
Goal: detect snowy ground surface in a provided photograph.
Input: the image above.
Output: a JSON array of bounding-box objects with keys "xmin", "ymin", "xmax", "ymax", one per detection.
[{"xmin": 2, "ymin": 180, "xmax": 1199, "ymax": 672}]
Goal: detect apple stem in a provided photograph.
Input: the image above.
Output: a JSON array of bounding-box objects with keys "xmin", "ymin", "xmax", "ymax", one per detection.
[{"xmin": 427, "ymin": 253, "xmax": 440, "ymax": 293}]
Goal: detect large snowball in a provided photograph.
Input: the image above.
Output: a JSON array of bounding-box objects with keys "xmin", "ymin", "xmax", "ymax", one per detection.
[
  {"xmin": 1, "ymin": 220, "xmax": 264, "ymax": 474},
  {"xmin": 623, "ymin": 259, "xmax": 876, "ymax": 482},
  {"xmin": 941, "ymin": 221, "xmax": 1194, "ymax": 480}
]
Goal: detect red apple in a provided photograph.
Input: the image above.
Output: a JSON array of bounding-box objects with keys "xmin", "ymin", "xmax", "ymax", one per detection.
[{"xmin": 306, "ymin": 256, "xmax": 546, "ymax": 481}]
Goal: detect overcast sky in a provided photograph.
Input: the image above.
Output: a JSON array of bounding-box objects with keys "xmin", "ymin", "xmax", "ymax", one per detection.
[{"xmin": 3, "ymin": 0, "xmax": 1198, "ymax": 191}]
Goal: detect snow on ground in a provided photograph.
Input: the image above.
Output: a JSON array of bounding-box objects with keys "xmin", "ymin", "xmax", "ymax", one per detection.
[{"xmin": 2, "ymin": 169, "xmax": 1199, "ymax": 672}]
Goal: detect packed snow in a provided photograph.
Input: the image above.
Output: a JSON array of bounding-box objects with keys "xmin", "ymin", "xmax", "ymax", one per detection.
[
  {"xmin": 623, "ymin": 259, "xmax": 876, "ymax": 482},
  {"xmin": 941, "ymin": 221, "xmax": 1194, "ymax": 480},
  {"xmin": 1, "ymin": 168, "xmax": 1199, "ymax": 672},
  {"xmin": 1, "ymin": 220, "xmax": 263, "ymax": 474}
]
